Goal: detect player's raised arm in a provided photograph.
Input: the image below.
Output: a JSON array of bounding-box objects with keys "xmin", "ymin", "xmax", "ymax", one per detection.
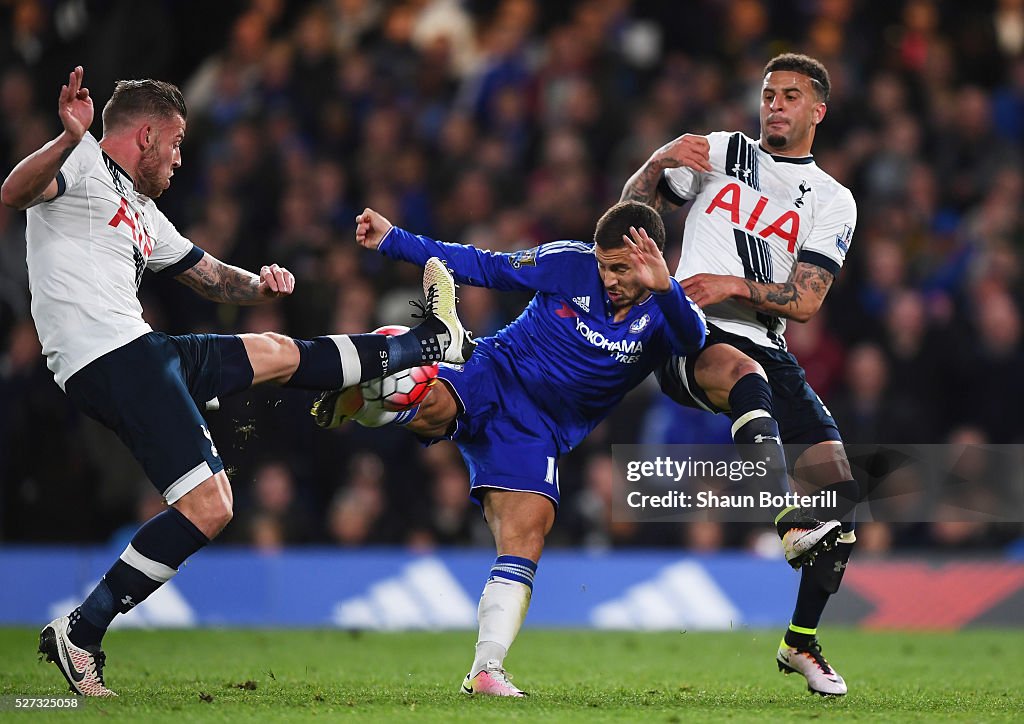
[
  {"xmin": 355, "ymin": 207, "xmax": 394, "ymax": 250},
  {"xmin": 623, "ymin": 224, "xmax": 671, "ymax": 293},
  {"xmin": 1, "ymin": 66, "xmax": 93, "ymax": 210},
  {"xmin": 620, "ymin": 133, "xmax": 712, "ymax": 212},
  {"xmin": 175, "ymin": 254, "xmax": 295, "ymax": 304},
  {"xmin": 625, "ymin": 225, "xmax": 707, "ymax": 352},
  {"xmin": 357, "ymin": 207, "xmax": 568, "ymax": 293}
]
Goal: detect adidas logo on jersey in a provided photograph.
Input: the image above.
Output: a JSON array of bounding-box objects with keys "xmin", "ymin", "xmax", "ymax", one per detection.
[{"xmin": 572, "ymin": 296, "xmax": 591, "ymax": 313}]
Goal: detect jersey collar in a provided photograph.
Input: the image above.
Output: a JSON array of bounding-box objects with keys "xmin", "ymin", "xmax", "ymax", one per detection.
[
  {"xmin": 758, "ymin": 144, "xmax": 815, "ymax": 164},
  {"xmin": 102, "ymin": 151, "xmax": 136, "ymax": 193}
]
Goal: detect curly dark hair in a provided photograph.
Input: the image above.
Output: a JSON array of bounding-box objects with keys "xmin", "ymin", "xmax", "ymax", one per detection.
[{"xmin": 764, "ymin": 53, "xmax": 830, "ymax": 102}]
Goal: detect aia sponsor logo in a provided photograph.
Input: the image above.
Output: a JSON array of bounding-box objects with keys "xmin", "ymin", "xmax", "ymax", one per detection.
[
  {"xmin": 705, "ymin": 181, "xmax": 801, "ymax": 252},
  {"xmin": 108, "ymin": 197, "xmax": 154, "ymax": 258}
]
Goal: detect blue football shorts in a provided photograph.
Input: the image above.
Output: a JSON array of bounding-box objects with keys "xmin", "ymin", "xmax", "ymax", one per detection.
[{"xmin": 433, "ymin": 346, "xmax": 562, "ymax": 509}]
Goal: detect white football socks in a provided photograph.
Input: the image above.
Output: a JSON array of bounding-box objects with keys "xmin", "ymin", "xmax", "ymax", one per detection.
[{"xmin": 470, "ymin": 577, "xmax": 532, "ymax": 675}]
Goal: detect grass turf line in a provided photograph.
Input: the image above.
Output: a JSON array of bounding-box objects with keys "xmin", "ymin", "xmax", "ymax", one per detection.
[{"xmin": 0, "ymin": 628, "xmax": 1021, "ymax": 722}]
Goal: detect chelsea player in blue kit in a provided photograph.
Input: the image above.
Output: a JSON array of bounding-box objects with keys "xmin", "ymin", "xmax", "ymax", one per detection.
[{"xmin": 314, "ymin": 200, "xmax": 707, "ymax": 696}]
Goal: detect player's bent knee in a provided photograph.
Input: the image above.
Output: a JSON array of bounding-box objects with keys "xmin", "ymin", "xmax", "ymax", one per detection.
[
  {"xmin": 694, "ymin": 346, "xmax": 766, "ymax": 403},
  {"xmin": 731, "ymin": 358, "xmax": 765, "ymax": 382},
  {"xmin": 173, "ymin": 471, "xmax": 234, "ymax": 539}
]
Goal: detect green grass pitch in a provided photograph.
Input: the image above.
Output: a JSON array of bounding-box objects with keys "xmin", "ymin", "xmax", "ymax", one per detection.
[{"xmin": 1, "ymin": 628, "xmax": 1021, "ymax": 721}]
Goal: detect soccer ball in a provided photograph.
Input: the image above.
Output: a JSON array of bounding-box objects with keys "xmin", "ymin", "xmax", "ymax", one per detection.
[{"xmin": 360, "ymin": 325, "xmax": 439, "ymax": 412}]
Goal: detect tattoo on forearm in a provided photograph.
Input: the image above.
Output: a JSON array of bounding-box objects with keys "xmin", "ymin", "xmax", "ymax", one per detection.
[
  {"xmin": 743, "ymin": 279, "xmax": 763, "ymax": 305},
  {"xmin": 745, "ymin": 280, "xmax": 799, "ymax": 308},
  {"xmin": 742, "ymin": 262, "xmax": 834, "ymax": 319},
  {"xmin": 766, "ymin": 283, "xmax": 800, "ymax": 306},
  {"xmin": 178, "ymin": 257, "xmax": 262, "ymax": 304}
]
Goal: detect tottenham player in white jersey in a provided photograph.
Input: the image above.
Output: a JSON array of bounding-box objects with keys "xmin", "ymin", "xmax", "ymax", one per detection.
[
  {"xmin": 622, "ymin": 53, "xmax": 858, "ymax": 696},
  {"xmin": 1, "ymin": 66, "xmax": 474, "ymax": 697}
]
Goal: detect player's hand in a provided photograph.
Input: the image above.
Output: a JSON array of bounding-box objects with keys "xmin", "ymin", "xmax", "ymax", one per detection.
[
  {"xmin": 58, "ymin": 66, "xmax": 93, "ymax": 142},
  {"xmin": 258, "ymin": 263, "xmax": 295, "ymax": 298},
  {"xmin": 355, "ymin": 208, "xmax": 394, "ymax": 250},
  {"xmin": 680, "ymin": 273, "xmax": 746, "ymax": 308},
  {"xmin": 649, "ymin": 133, "xmax": 712, "ymax": 173},
  {"xmin": 624, "ymin": 225, "xmax": 671, "ymax": 293}
]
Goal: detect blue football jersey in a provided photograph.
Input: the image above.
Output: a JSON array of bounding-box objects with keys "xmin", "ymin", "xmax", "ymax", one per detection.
[{"xmin": 380, "ymin": 227, "xmax": 707, "ymax": 450}]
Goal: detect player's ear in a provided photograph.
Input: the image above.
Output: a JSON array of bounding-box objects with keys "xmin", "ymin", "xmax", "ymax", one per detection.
[
  {"xmin": 136, "ymin": 123, "xmax": 153, "ymax": 150},
  {"xmin": 813, "ymin": 102, "xmax": 827, "ymax": 126}
]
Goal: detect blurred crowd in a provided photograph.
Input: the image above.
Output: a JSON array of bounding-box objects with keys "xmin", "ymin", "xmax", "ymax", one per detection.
[{"xmin": 2, "ymin": 0, "xmax": 1023, "ymax": 553}]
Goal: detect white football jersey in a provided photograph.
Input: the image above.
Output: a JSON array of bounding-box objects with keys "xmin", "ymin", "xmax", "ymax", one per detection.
[
  {"xmin": 663, "ymin": 131, "xmax": 856, "ymax": 350},
  {"xmin": 25, "ymin": 133, "xmax": 200, "ymax": 389}
]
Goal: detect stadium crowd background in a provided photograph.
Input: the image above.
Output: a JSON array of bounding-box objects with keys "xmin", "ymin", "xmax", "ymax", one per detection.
[{"xmin": 1, "ymin": 0, "xmax": 1022, "ymax": 555}]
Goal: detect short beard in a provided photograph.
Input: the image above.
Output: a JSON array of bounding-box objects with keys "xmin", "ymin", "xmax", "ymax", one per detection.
[
  {"xmin": 135, "ymin": 142, "xmax": 164, "ymax": 198},
  {"xmin": 765, "ymin": 133, "xmax": 788, "ymax": 149}
]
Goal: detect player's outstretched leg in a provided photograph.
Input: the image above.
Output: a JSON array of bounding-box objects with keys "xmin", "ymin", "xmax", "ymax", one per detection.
[
  {"xmin": 290, "ymin": 257, "xmax": 473, "ymax": 398},
  {"xmin": 416, "ymin": 257, "xmax": 477, "ymax": 364},
  {"xmin": 38, "ymin": 615, "xmax": 116, "ymax": 697},
  {"xmin": 777, "ymin": 630, "xmax": 848, "ymax": 696}
]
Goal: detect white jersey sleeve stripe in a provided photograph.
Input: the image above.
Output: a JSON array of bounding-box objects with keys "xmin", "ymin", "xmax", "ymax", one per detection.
[{"xmin": 537, "ymin": 241, "xmax": 593, "ymax": 257}]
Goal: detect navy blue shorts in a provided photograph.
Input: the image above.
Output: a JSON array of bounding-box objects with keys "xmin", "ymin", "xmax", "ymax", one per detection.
[
  {"xmin": 65, "ymin": 332, "xmax": 253, "ymax": 503},
  {"xmin": 434, "ymin": 348, "xmax": 562, "ymax": 509},
  {"xmin": 658, "ymin": 323, "xmax": 841, "ymax": 445}
]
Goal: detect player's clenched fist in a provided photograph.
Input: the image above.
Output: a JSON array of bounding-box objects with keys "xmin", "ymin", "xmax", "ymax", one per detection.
[
  {"xmin": 355, "ymin": 207, "xmax": 394, "ymax": 250},
  {"xmin": 648, "ymin": 133, "xmax": 713, "ymax": 173}
]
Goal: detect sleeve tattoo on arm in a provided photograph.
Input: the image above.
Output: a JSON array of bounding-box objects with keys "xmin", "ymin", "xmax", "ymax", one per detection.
[
  {"xmin": 792, "ymin": 262, "xmax": 834, "ymax": 299},
  {"xmin": 622, "ymin": 165, "xmax": 675, "ymax": 213},
  {"xmin": 742, "ymin": 279, "xmax": 800, "ymax": 307},
  {"xmin": 177, "ymin": 255, "xmax": 262, "ymax": 304},
  {"xmin": 741, "ymin": 263, "xmax": 833, "ymax": 318}
]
